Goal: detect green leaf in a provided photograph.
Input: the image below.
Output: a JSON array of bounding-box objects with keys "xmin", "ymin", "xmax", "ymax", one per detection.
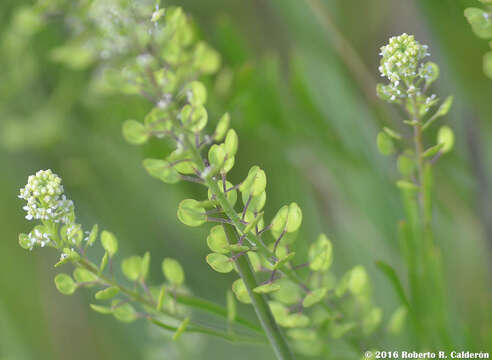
[
  {"xmin": 95, "ymin": 286, "xmax": 120, "ymax": 300},
  {"xmin": 309, "ymin": 234, "xmax": 333, "ymax": 271},
  {"xmin": 214, "ymin": 113, "xmax": 230, "ymax": 141},
  {"xmin": 90, "ymin": 304, "xmax": 113, "ymax": 314},
  {"xmin": 87, "ymin": 224, "xmax": 98, "ymax": 246},
  {"xmin": 54, "ymin": 274, "xmax": 76, "ymax": 295},
  {"xmin": 121, "ymin": 256, "xmax": 143, "ymax": 281},
  {"xmin": 437, "ymin": 126, "xmax": 454, "ymax": 154},
  {"xmin": 143, "ymin": 159, "xmax": 180, "ymax": 184},
  {"xmin": 387, "ymin": 306, "xmax": 408, "ymax": 335},
  {"xmin": 253, "ymin": 282, "xmax": 281, "ymax": 294},
  {"xmin": 232, "ymin": 279, "xmax": 251, "ymax": 304},
  {"xmin": 206, "ymin": 253, "xmax": 233, "ymax": 273},
  {"xmin": 377, "ymin": 132, "xmax": 395, "ymax": 156},
  {"xmin": 162, "ymin": 258, "xmax": 185, "ymax": 286},
  {"xmin": 122, "ymin": 120, "xmax": 148, "ymax": 145},
  {"xmin": 113, "ymin": 301, "xmax": 137, "ymax": 323},
  {"xmin": 206, "ymin": 225, "xmax": 230, "ymax": 254},
  {"xmin": 177, "ymin": 199, "xmax": 206, "ymax": 227},
  {"xmin": 302, "ymin": 288, "xmax": 328, "ymax": 308},
  {"xmin": 173, "ymin": 318, "xmax": 190, "ymax": 341},
  {"xmin": 363, "ymin": 307, "xmax": 383, "ymax": 335},
  {"xmin": 101, "ymin": 231, "xmax": 118, "ymax": 257},
  {"xmin": 226, "ymin": 290, "xmax": 236, "ymax": 323},
  {"xmin": 375, "ymin": 261, "xmax": 410, "ymax": 307},
  {"xmin": 465, "ymin": 8, "xmax": 492, "ymax": 39}
]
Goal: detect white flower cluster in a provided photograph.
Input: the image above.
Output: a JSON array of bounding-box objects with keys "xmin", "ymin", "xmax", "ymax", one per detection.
[
  {"xmin": 378, "ymin": 34, "xmax": 431, "ymax": 103},
  {"xmin": 24, "ymin": 228, "xmax": 51, "ymax": 250},
  {"xmin": 19, "ymin": 169, "xmax": 74, "ymax": 224}
]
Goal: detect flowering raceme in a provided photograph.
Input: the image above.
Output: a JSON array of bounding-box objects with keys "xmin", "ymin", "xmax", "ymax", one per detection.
[
  {"xmin": 377, "ymin": 33, "xmax": 437, "ymax": 103},
  {"xmin": 18, "ymin": 169, "xmax": 77, "ymax": 250}
]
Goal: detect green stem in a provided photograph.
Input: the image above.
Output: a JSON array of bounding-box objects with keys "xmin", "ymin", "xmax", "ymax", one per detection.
[
  {"xmin": 77, "ymin": 258, "xmax": 263, "ymax": 343},
  {"xmin": 149, "ymin": 318, "xmax": 266, "ymax": 344},
  {"xmin": 183, "ymin": 138, "xmax": 293, "ymax": 359}
]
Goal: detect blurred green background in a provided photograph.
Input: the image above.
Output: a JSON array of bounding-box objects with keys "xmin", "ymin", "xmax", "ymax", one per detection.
[{"xmin": 1, "ymin": 0, "xmax": 491, "ymax": 359}]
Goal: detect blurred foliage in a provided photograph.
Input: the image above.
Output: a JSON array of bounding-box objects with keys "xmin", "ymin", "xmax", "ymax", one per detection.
[{"xmin": 0, "ymin": 0, "xmax": 491, "ymax": 359}]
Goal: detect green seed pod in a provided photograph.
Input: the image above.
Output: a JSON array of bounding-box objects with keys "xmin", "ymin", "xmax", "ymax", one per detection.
[
  {"xmin": 308, "ymin": 234, "xmax": 333, "ymax": 271},
  {"xmin": 206, "ymin": 225, "xmax": 230, "ymax": 254},
  {"xmin": 206, "ymin": 253, "xmax": 233, "ymax": 273},
  {"xmin": 101, "ymin": 230, "xmax": 118, "ymax": 257},
  {"xmin": 302, "ymin": 287, "xmax": 328, "ymax": 308},
  {"xmin": 143, "ymin": 159, "xmax": 180, "ymax": 184},
  {"xmin": 232, "ymin": 279, "xmax": 251, "ymax": 304},
  {"xmin": 122, "ymin": 120, "xmax": 148, "ymax": 145},
  {"xmin": 177, "ymin": 199, "xmax": 206, "ymax": 227},
  {"xmin": 162, "ymin": 258, "xmax": 185, "ymax": 286},
  {"xmin": 54, "ymin": 273, "xmax": 76, "ymax": 295}
]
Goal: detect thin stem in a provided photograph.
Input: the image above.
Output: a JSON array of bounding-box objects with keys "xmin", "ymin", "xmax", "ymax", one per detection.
[
  {"xmin": 223, "ymin": 225, "xmax": 294, "ymax": 360},
  {"xmin": 77, "ymin": 258, "xmax": 262, "ymax": 338},
  {"xmin": 182, "ymin": 137, "xmax": 293, "ymax": 359}
]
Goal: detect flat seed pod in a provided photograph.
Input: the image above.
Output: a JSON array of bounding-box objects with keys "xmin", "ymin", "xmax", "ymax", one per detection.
[
  {"xmin": 302, "ymin": 287, "xmax": 328, "ymax": 308},
  {"xmin": 121, "ymin": 256, "xmax": 142, "ymax": 281},
  {"xmin": 206, "ymin": 225, "xmax": 230, "ymax": 254},
  {"xmin": 206, "ymin": 253, "xmax": 233, "ymax": 273},
  {"xmin": 101, "ymin": 231, "xmax": 118, "ymax": 257},
  {"xmin": 214, "ymin": 113, "xmax": 230, "ymax": 141},
  {"xmin": 122, "ymin": 120, "xmax": 148, "ymax": 145},
  {"xmin": 177, "ymin": 199, "xmax": 206, "ymax": 227},
  {"xmin": 162, "ymin": 258, "xmax": 185, "ymax": 286},
  {"xmin": 308, "ymin": 234, "xmax": 333, "ymax": 271},
  {"xmin": 95, "ymin": 286, "xmax": 119, "ymax": 300},
  {"xmin": 143, "ymin": 159, "xmax": 180, "ymax": 184},
  {"xmin": 55, "ymin": 274, "xmax": 76, "ymax": 295},
  {"xmin": 232, "ymin": 279, "xmax": 251, "ymax": 304},
  {"xmin": 253, "ymin": 282, "xmax": 281, "ymax": 294}
]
